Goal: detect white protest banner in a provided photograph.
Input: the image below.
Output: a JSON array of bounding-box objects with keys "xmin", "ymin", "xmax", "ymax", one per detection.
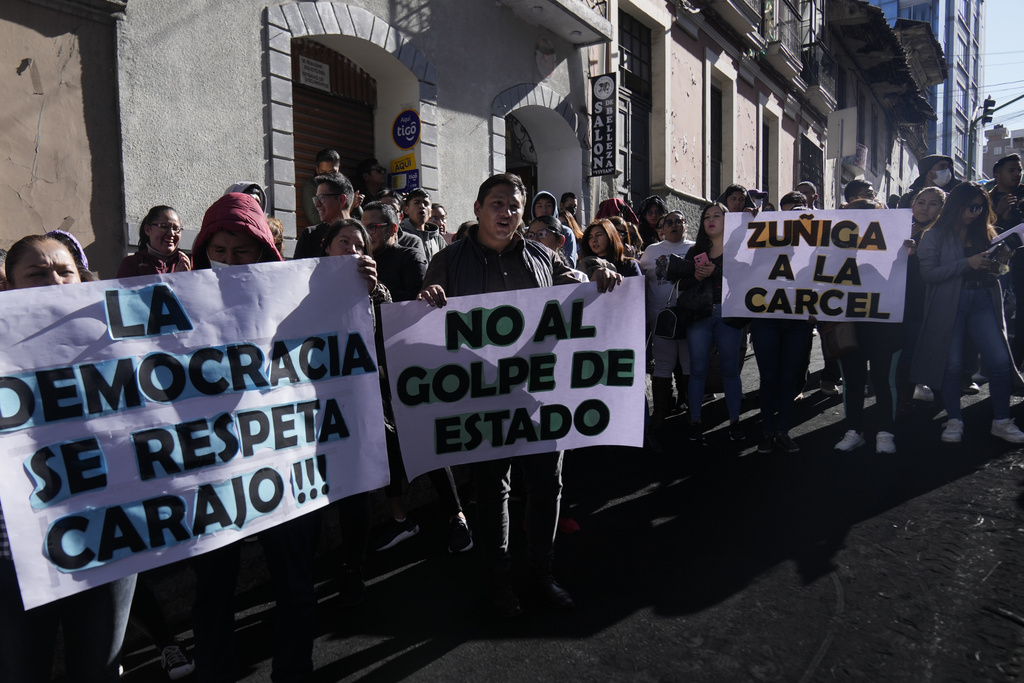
[
  {"xmin": 380, "ymin": 278, "xmax": 646, "ymax": 479},
  {"xmin": 722, "ymin": 209, "xmax": 910, "ymax": 322},
  {"xmin": 0, "ymin": 258, "xmax": 387, "ymax": 609}
]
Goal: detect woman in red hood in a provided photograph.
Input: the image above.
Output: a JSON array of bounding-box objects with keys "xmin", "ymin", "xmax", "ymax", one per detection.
[{"xmin": 192, "ymin": 193, "xmax": 283, "ymax": 269}]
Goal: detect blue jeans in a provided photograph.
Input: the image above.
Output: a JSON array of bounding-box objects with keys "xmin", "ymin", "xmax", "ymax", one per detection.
[
  {"xmin": 750, "ymin": 319, "xmax": 812, "ymax": 434},
  {"xmin": 0, "ymin": 559, "xmax": 136, "ymax": 682},
  {"xmin": 687, "ymin": 305, "xmax": 743, "ymax": 422},
  {"xmin": 941, "ymin": 287, "xmax": 1013, "ymax": 420}
]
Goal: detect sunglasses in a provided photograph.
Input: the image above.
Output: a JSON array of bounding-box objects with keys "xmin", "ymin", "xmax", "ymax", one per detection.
[{"xmin": 967, "ymin": 203, "xmax": 987, "ymax": 213}]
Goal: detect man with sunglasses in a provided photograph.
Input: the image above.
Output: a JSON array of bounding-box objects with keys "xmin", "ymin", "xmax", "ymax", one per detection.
[
  {"xmin": 294, "ymin": 171, "xmax": 354, "ymax": 259},
  {"xmin": 357, "ymin": 157, "xmax": 389, "ymax": 201}
]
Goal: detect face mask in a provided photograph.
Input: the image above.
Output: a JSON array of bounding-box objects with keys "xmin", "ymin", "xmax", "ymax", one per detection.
[
  {"xmin": 210, "ymin": 260, "xmax": 231, "ymax": 270},
  {"xmin": 932, "ymin": 168, "xmax": 952, "ymax": 187}
]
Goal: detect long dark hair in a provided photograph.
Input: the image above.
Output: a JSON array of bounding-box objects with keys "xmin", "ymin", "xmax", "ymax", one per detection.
[
  {"xmin": 580, "ymin": 219, "xmax": 625, "ymax": 263},
  {"xmin": 930, "ymin": 182, "xmax": 996, "ymax": 245},
  {"xmin": 692, "ymin": 202, "xmax": 727, "ymax": 257},
  {"xmin": 138, "ymin": 205, "xmax": 178, "ymax": 248},
  {"xmin": 319, "ymin": 219, "xmax": 371, "ymax": 256},
  {"xmin": 6, "ymin": 235, "xmax": 79, "ymax": 288}
]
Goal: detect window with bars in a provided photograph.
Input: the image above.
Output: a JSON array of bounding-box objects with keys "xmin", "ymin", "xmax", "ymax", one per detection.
[
  {"xmin": 618, "ymin": 11, "xmax": 652, "ymax": 99},
  {"xmin": 617, "ymin": 10, "xmax": 653, "ymax": 206}
]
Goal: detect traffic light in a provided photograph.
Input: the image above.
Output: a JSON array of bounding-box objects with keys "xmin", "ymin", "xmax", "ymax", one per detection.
[{"xmin": 982, "ymin": 96, "xmax": 996, "ymax": 125}]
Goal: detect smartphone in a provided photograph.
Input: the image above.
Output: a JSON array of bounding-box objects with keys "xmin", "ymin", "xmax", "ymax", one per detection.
[{"xmin": 694, "ymin": 252, "xmax": 710, "ymax": 266}]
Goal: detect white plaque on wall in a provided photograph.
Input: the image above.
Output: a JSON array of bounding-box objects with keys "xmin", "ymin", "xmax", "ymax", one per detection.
[{"xmin": 299, "ymin": 56, "xmax": 330, "ymax": 92}]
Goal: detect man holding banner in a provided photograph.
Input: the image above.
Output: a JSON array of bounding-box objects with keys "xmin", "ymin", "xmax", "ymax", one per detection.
[{"xmin": 415, "ymin": 173, "xmax": 624, "ymax": 617}]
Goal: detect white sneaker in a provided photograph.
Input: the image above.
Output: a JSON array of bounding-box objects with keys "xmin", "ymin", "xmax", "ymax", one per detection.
[
  {"xmin": 913, "ymin": 384, "xmax": 934, "ymax": 402},
  {"xmin": 834, "ymin": 430, "xmax": 866, "ymax": 452},
  {"xmin": 941, "ymin": 419, "xmax": 964, "ymax": 443},
  {"xmin": 875, "ymin": 431, "xmax": 896, "ymax": 454},
  {"xmin": 991, "ymin": 418, "xmax": 1024, "ymax": 443}
]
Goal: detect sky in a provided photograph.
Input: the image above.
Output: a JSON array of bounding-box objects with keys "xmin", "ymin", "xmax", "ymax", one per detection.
[{"xmin": 981, "ymin": 0, "xmax": 1024, "ymax": 135}]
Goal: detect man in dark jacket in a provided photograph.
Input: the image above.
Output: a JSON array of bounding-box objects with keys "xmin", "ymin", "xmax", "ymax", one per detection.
[
  {"xmin": 418, "ymin": 173, "xmax": 622, "ymax": 617},
  {"xmin": 294, "ymin": 171, "xmax": 353, "ymax": 259}
]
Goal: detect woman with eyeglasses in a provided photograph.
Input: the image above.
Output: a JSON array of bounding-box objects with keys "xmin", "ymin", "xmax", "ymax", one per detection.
[
  {"xmin": 911, "ymin": 182, "xmax": 1024, "ymax": 444},
  {"xmin": 116, "ymin": 205, "xmax": 192, "ymax": 278}
]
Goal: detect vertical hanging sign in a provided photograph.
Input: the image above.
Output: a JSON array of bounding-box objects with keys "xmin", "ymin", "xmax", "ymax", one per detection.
[{"xmin": 590, "ymin": 73, "xmax": 617, "ymax": 176}]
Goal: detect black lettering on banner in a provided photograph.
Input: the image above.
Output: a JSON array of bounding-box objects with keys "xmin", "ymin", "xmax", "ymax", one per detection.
[
  {"xmin": 46, "ymin": 516, "xmax": 94, "ymax": 570},
  {"xmin": 745, "ymin": 287, "xmax": 767, "ymax": 313},
  {"xmin": 188, "ymin": 348, "xmax": 228, "ymax": 395},
  {"xmin": 318, "ymin": 398, "xmax": 349, "ymax": 442},
  {"xmin": 143, "ymin": 495, "xmax": 190, "ymax": 549},
  {"xmin": 269, "ymin": 341, "xmax": 301, "ymax": 385},
  {"xmin": 104, "ymin": 290, "xmax": 145, "ymax": 338},
  {"xmin": 574, "ymin": 399, "xmax": 610, "ymax": 436},
  {"xmin": 28, "ymin": 446, "xmax": 63, "ymax": 505},
  {"xmin": 767, "ymin": 255, "xmax": 795, "ymax": 281},
  {"xmin": 237, "ymin": 410, "xmax": 270, "ymax": 457},
  {"xmin": 298, "ymin": 337, "xmax": 326, "ymax": 380},
  {"xmin": 37, "ymin": 367, "xmax": 83, "ymax": 422},
  {"xmin": 192, "ymin": 483, "xmax": 233, "ymax": 536},
  {"xmin": 248, "ymin": 467, "xmax": 284, "ymax": 514},
  {"xmin": 97, "ymin": 505, "xmax": 147, "ymax": 562},
  {"xmin": 61, "ymin": 438, "xmax": 107, "ymax": 495},
  {"xmin": 226, "ymin": 344, "xmax": 268, "ymax": 391},
  {"xmin": 138, "ymin": 353, "xmax": 186, "ymax": 402},
  {"xmin": 133, "ymin": 428, "xmax": 179, "ymax": 480},
  {"xmin": 178, "ymin": 419, "xmax": 216, "ymax": 471},
  {"xmin": 341, "ymin": 333, "xmax": 375, "ymax": 375},
  {"xmin": 147, "ymin": 284, "xmax": 193, "ymax": 335},
  {"xmin": 0, "ymin": 376, "xmax": 35, "ymax": 430},
  {"xmin": 81, "ymin": 358, "xmax": 143, "ymax": 413}
]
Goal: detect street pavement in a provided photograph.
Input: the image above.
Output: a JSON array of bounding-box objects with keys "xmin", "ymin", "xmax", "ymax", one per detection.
[{"xmin": 115, "ymin": 342, "xmax": 1024, "ymax": 682}]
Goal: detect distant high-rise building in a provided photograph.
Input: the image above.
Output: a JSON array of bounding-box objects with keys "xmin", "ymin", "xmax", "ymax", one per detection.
[{"xmin": 870, "ymin": 0, "xmax": 986, "ymax": 178}]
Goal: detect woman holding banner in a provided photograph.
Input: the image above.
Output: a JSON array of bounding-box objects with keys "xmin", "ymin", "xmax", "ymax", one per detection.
[
  {"xmin": 579, "ymin": 219, "xmax": 641, "ymax": 279},
  {"xmin": 662, "ymin": 202, "xmax": 746, "ymax": 444},
  {"xmin": 831, "ymin": 199, "xmax": 905, "ymax": 454},
  {"xmin": 911, "ymin": 183, "xmax": 1024, "ymax": 444},
  {"xmin": 0, "ymin": 234, "xmax": 138, "ymax": 682}
]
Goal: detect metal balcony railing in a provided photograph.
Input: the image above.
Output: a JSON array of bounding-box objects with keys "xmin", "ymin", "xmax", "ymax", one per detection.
[
  {"xmin": 801, "ymin": 41, "xmax": 836, "ymax": 98},
  {"xmin": 738, "ymin": 0, "xmax": 761, "ymax": 15},
  {"xmin": 766, "ymin": 0, "xmax": 801, "ymax": 57}
]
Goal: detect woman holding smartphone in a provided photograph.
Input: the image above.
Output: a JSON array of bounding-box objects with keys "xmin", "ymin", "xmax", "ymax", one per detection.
[
  {"xmin": 661, "ymin": 202, "xmax": 745, "ymax": 443},
  {"xmin": 911, "ymin": 182, "xmax": 1024, "ymax": 444}
]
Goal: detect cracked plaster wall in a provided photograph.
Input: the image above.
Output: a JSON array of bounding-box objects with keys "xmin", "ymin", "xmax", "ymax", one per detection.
[{"xmin": 1, "ymin": 1, "xmax": 123, "ymax": 276}]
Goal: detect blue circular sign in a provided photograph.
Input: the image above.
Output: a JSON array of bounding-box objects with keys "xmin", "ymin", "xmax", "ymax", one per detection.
[{"xmin": 392, "ymin": 109, "xmax": 421, "ymax": 150}]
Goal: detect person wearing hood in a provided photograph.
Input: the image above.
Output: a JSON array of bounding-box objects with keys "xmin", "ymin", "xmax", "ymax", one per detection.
[
  {"xmin": 595, "ymin": 197, "xmax": 641, "ymax": 225},
  {"xmin": 192, "ymin": 193, "xmax": 282, "ymax": 268},
  {"xmin": 900, "ymin": 155, "xmax": 961, "ymax": 207},
  {"xmin": 532, "ymin": 190, "xmax": 577, "ymax": 265},
  {"xmin": 116, "ymin": 205, "xmax": 193, "ymax": 278},
  {"xmin": 223, "ymin": 182, "xmax": 267, "ymax": 212},
  {"xmin": 190, "ymin": 192, "xmax": 328, "ymax": 683}
]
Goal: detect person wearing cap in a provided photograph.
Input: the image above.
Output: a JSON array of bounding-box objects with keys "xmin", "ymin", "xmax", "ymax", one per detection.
[{"xmin": 899, "ymin": 154, "xmax": 962, "ymax": 207}]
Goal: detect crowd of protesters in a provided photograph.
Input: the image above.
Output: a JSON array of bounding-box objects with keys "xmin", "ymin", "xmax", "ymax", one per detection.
[{"xmin": 3, "ymin": 147, "xmax": 1024, "ymax": 681}]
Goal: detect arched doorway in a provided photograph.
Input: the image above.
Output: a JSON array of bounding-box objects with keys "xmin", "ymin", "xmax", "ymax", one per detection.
[{"xmin": 291, "ymin": 39, "xmax": 376, "ymax": 233}]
